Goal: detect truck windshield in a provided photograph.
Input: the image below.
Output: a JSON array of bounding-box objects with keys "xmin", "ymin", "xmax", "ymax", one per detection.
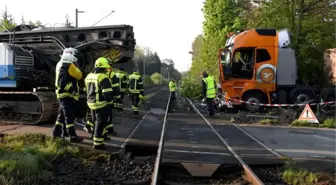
[{"xmin": 220, "ymin": 49, "xmax": 232, "ymax": 80}]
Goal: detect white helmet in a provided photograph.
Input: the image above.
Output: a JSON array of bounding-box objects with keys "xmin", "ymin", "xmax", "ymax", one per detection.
[{"xmin": 61, "ymin": 48, "xmax": 78, "ymax": 63}]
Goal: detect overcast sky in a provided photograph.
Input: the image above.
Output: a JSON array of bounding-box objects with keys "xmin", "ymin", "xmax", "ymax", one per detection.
[{"xmin": 2, "ymin": 0, "xmax": 205, "ymax": 72}]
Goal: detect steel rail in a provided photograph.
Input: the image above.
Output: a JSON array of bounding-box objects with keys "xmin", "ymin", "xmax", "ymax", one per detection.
[
  {"xmin": 187, "ymin": 98, "xmax": 264, "ymax": 185},
  {"xmin": 151, "ymin": 92, "xmax": 171, "ymax": 185}
]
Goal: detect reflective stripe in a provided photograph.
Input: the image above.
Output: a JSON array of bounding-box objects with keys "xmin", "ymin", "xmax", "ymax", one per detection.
[
  {"xmin": 66, "ymin": 123, "xmax": 74, "ymax": 128},
  {"xmin": 102, "ymin": 88, "xmax": 113, "ymax": 93},
  {"xmin": 132, "ymin": 106, "xmax": 139, "ymax": 111},
  {"xmin": 94, "ymin": 137, "xmax": 104, "ymax": 145},
  {"xmin": 55, "ymin": 121, "xmax": 63, "ymax": 126},
  {"xmin": 87, "ymin": 121, "xmax": 94, "ymax": 127},
  {"xmin": 64, "ymin": 83, "xmax": 72, "ymax": 91},
  {"xmin": 115, "ymin": 95, "xmax": 121, "ymax": 99}
]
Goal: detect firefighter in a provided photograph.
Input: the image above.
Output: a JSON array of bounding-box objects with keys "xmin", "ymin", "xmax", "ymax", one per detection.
[
  {"xmin": 105, "ymin": 59, "xmax": 120, "ymax": 136},
  {"xmin": 84, "ymin": 57, "xmax": 114, "ymax": 150},
  {"xmin": 201, "ymin": 71, "xmax": 216, "ymax": 116},
  {"xmin": 53, "ymin": 48, "xmax": 83, "ymax": 143},
  {"xmin": 129, "ymin": 68, "xmax": 144, "ymax": 114},
  {"xmin": 115, "ymin": 67, "xmax": 129, "ymax": 110},
  {"xmin": 169, "ymin": 79, "xmax": 177, "ymax": 102}
]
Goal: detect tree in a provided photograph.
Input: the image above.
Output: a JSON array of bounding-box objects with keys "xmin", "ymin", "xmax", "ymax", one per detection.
[
  {"xmin": 245, "ymin": 0, "xmax": 336, "ymax": 85},
  {"xmin": 190, "ymin": 34, "xmax": 203, "ymax": 60},
  {"xmin": 0, "ymin": 6, "xmax": 16, "ymax": 31},
  {"xmin": 63, "ymin": 14, "xmax": 73, "ymax": 28}
]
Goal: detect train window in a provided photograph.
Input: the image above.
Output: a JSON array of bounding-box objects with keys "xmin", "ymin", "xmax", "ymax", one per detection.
[
  {"xmin": 231, "ymin": 48, "xmax": 254, "ymax": 80},
  {"xmin": 256, "ymin": 49, "xmax": 271, "ymax": 63}
]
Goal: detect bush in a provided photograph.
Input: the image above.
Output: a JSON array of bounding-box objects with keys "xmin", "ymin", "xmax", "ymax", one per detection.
[
  {"xmin": 150, "ymin": 73, "xmax": 163, "ymax": 85},
  {"xmin": 322, "ymin": 118, "xmax": 336, "ymax": 128},
  {"xmin": 180, "ymin": 78, "xmax": 202, "ymax": 98},
  {"xmin": 143, "ymin": 75, "xmax": 153, "ymax": 86}
]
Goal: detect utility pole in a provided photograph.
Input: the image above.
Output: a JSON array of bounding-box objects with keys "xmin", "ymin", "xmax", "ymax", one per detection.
[
  {"xmin": 75, "ymin": 9, "xmax": 85, "ymax": 27},
  {"xmin": 143, "ymin": 62, "xmax": 146, "ymax": 86}
]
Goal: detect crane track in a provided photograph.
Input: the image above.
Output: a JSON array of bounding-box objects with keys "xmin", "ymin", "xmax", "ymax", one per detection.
[
  {"xmin": 0, "ymin": 85, "xmax": 163, "ymax": 132},
  {"xmin": 151, "ymin": 96, "xmax": 285, "ymax": 185}
]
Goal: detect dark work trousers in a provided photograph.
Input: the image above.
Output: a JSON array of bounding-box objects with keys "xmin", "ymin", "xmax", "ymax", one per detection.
[
  {"xmin": 105, "ymin": 104, "xmax": 114, "ymax": 134},
  {"xmin": 131, "ymin": 93, "xmax": 140, "ymax": 112},
  {"xmin": 53, "ymin": 97, "xmax": 78, "ymax": 137},
  {"xmin": 206, "ymin": 98, "xmax": 215, "ymax": 115},
  {"xmin": 118, "ymin": 92, "xmax": 125, "ymax": 105},
  {"xmin": 85, "ymin": 107, "xmax": 94, "ymax": 132},
  {"xmin": 170, "ymin": 91, "xmax": 176, "ymax": 102},
  {"xmin": 91, "ymin": 106, "xmax": 109, "ymax": 146}
]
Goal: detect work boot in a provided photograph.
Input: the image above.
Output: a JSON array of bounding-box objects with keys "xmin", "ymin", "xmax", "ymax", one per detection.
[
  {"xmin": 52, "ymin": 125, "xmax": 63, "ymax": 138},
  {"xmin": 104, "ymin": 134, "xmax": 111, "ymax": 141},
  {"xmin": 62, "ymin": 128, "xmax": 69, "ymax": 137},
  {"xmin": 108, "ymin": 128, "xmax": 118, "ymax": 137},
  {"xmin": 67, "ymin": 127, "xmax": 83, "ymax": 143},
  {"xmin": 93, "ymin": 144, "xmax": 106, "ymax": 150},
  {"xmin": 69, "ymin": 136, "xmax": 83, "ymax": 143}
]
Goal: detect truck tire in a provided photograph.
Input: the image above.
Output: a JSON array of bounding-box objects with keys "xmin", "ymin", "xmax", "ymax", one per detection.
[
  {"xmin": 243, "ymin": 92, "xmax": 267, "ymax": 112},
  {"xmin": 291, "ymin": 89, "xmax": 315, "ymax": 105}
]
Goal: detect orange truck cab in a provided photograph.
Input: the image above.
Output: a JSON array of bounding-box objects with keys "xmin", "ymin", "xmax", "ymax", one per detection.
[{"xmin": 218, "ymin": 28, "xmax": 324, "ymax": 112}]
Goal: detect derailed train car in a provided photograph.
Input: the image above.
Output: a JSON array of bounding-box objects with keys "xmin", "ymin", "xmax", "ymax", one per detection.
[{"xmin": 0, "ymin": 24, "xmax": 136, "ymax": 124}]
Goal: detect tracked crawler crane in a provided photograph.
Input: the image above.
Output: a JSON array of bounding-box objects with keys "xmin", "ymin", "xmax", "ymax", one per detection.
[{"xmin": 0, "ymin": 24, "xmax": 136, "ymax": 124}]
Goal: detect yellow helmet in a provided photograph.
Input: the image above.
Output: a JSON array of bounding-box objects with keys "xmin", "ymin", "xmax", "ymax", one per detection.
[{"xmin": 95, "ymin": 57, "xmax": 111, "ymax": 68}]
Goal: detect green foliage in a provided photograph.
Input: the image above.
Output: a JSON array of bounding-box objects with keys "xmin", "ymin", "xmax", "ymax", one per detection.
[
  {"xmin": 0, "ymin": 6, "xmax": 16, "ymax": 31},
  {"xmin": 188, "ymin": 0, "xmax": 336, "ymax": 88},
  {"xmin": 290, "ymin": 119, "xmax": 317, "ymax": 127},
  {"xmin": 180, "ymin": 77, "xmax": 202, "ymax": 98},
  {"xmin": 133, "ymin": 46, "xmax": 182, "ymax": 82},
  {"xmin": 143, "ymin": 75, "xmax": 154, "ymax": 85},
  {"xmin": 259, "ymin": 118, "xmax": 278, "ymax": 125},
  {"xmin": 321, "ymin": 118, "xmax": 336, "ymax": 128},
  {"xmin": 0, "ymin": 133, "xmax": 79, "ymax": 185},
  {"xmin": 283, "ymin": 160, "xmax": 318, "ymax": 185},
  {"xmin": 150, "ymin": 73, "xmax": 163, "ymax": 85}
]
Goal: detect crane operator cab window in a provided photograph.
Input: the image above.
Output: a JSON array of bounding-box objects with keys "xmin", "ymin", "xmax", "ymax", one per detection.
[{"xmin": 231, "ymin": 48, "xmax": 254, "ymax": 79}]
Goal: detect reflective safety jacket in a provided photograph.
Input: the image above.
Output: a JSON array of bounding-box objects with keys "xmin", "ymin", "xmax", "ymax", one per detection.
[
  {"xmin": 202, "ymin": 75, "xmax": 216, "ymax": 98},
  {"xmin": 84, "ymin": 68, "xmax": 114, "ymax": 110},
  {"xmin": 107, "ymin": 69, "xmax": 120, "ymax": 100},
  {"xmin": 116, "ymin": 71, "xmax": 129, "ymax": 92},
  {"xmin": 169, "ymin": 81, "xmax": 177, "ymax": 92},
  {"xmin": 55, "ymin": 60, "xmax": 82, "ymax": 99},
  {"xmin": 128, "ymin": 72, "xmax": 144, "ymax": 94}
]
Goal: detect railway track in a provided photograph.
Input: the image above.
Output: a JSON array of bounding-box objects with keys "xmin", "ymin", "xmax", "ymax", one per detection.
[
  {"xmin": 0, "ymin": 85, "xmax": 165, "ymax": 134},
  {"xmin": 0, "ymin": 89, "xmax": 288, "ymax": 185},
  {"xmin": 150, "ymin": 96, "xmax": 286, "ymax": 185}
]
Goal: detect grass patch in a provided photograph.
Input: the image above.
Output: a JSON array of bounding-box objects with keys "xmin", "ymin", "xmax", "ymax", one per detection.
[
  {"xmin": 321, "ymin": 118, "xmax": 336, "ymax": 128},
  {"xmin": 0, "ymin": 133, "xmax": 79, "ymax": 185},
  {"xmin": 282, "ymin": 160, "xmax": 325, "ymax": 185},
  {"xmin": 290, "ymin": 120, "xmax": 318, "ymax": 127},
  {"xmin": 290, "ymin": 118, "xmax": 336, "ymax": 128},
  {"xmin": 282, "ymin": 159, "xmax": 335, "ymax": 185},
  {"xmin": 259, "ymin": 118, "xmax": 278, "ymax": 125}
]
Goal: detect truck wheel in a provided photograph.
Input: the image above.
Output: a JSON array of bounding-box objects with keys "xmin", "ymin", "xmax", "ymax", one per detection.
[
  {"xmin": 243, "ymin": 92, "xmax": 267, "ymax": 112},
  {"xmin": 291, "ymin": 90, "xmax": 314, "ymax": 105},
  {"xmin": 323, "ymin": 94, "xmax": 336, "ymax": 109}
]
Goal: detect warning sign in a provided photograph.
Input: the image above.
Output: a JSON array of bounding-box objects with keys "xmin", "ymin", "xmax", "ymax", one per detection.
[{"xmin": 298, "ymin": 104, "xmax": 319, "ymax": 124}]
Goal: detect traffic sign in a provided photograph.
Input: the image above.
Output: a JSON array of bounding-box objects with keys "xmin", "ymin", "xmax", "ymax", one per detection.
[{"xmin": 298, "ymin": 104, "xmax": 319, "ymax": 123}]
